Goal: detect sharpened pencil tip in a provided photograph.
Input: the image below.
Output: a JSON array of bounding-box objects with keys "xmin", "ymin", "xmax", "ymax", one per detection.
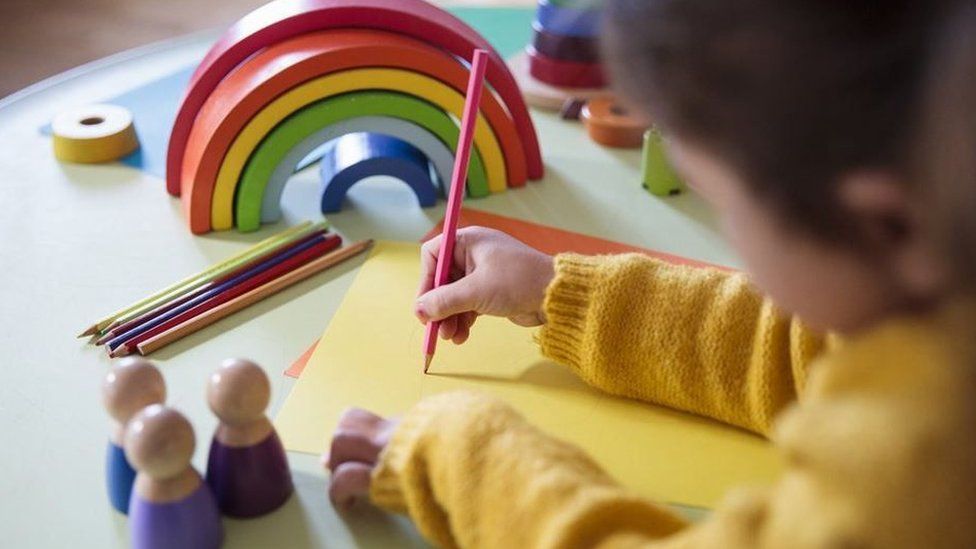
[
  {"xmin": 423, "ymin": 355, "xmax": 433, "ymax": 374},
  {"xmin": 77, "ymin": 326, "xmax": 96, "ymax": 338},
  {"xmin": 108, "ymin": 345, "xmax": 129, "ymax": 359}
]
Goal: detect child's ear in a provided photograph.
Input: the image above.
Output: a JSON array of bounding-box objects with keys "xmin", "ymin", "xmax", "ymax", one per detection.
[{"xmin": 838, "ymin": 172, "xmax": 948, "ymax": 299}]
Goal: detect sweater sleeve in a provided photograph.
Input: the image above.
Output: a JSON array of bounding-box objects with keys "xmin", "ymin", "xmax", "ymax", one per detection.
[
  {"xmin": 538, "ymin": 254, "xmax": 827, "ymax": 435},
  {"xmin": 369, "ymin": 392, "xmax": 796, "ymax": 549},
  {"xmin": 370, "ymin": 391, "xmax": 688, "ymax": 549}
]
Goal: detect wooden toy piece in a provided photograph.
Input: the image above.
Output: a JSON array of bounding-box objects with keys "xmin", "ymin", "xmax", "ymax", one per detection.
[
  {"xmin": 208, "ymin": 68, "xmax": 513, "ymax": 235},
  {"xmin": 165, "ymin": 0, "xmax": 544, "ymax": 201},
  {"xmin": 531, "ymin": 21, "xmax": 601, "ymax": 63},
  {"xmin": 125, "ymin": 405, "xmax": 223, "ymax": 549},
  {"xmin": 206, "ymin": 359, "xmax": 293, "ymax": 518},
  {"xmin": 236, "ymin": 92, "xmax": 491, "ymax": 233},
  {"xmin": 52, "ymin": 104, "xmax": 139, "ymax": 164},
  {"xmin": 581, "ymin": 97, "xmax": 650, "ymax": 149},
  {"xmin": 227, "ymin": 69, "xmax": 511, "ymax": 234},
  {"xmin": 535, "ymin": 0, "xmax": 604, "ymax": 38},
  {"xmin": 318, "ymin": 133, "xmax": 437, "ymax": 213},
  {"xmin": 508, "ymin": 51, "xmax": 608, "ymax": 111},
  {"xmin": 642, "ymin": 129, "xmax": 685, "ymax": 196},
  {"xmin": 527, "ymin": 45, "xmax": 606, "ymax": 89},
  {"xmin": 264, "ymin": 115, "xmax": 457, "ymax": 223},
  {"xmin": 181, "ymin": 30, "xmax": 528, "ymax": 235},
  {"xmin": 102, "ymin": 358, "xmax": 166, "ymax": 514},
  {"xmin": 251, "ymin": 93, "xmax": 496, "ymax": 230}
]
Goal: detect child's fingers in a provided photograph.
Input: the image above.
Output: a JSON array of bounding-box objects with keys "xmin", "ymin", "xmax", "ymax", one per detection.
[
  {"xmin": 452, "ymin": 312, "xmax": 477, "ymax": 345},
  {"xmin": 327, "ymin": 430, "xmax": 382, "ymax": 471},
  {"xmin": 417, "ymin": 274, "xmax": 484, "ymax": 322},
  {"xmin": 418, "ymin": 235, "xmax": 444, "ymax": 298},
  {"xmin": 329, "ymin": 461, "xmax": 373, "ymax": 509},
  {"xmin": 439, "ymin": 315, "xmax": 459, "ymax": 340}
]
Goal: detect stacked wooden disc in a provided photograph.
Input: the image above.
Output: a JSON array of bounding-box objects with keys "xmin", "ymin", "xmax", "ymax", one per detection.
[{"xmin": 512, "ymin": 0, "xmax": 609, "ymax": 110}]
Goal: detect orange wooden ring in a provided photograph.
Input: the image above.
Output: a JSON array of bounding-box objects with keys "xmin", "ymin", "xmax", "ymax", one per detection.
[
  {"xmin": 181, "ymin": 29, "xmax": 528, "ymax": 234},
  {"xmin": 581, "ymin": 97, "xmax": 649, "ymax": 149}
]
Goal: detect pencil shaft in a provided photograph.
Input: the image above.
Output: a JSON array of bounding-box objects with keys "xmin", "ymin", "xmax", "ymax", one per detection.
[
  {"xmin": 84, "ymin": 220, "xmax": 324, "ymax": 334},
  {"xmin": 136, "ymin": 240, "xmax": 373, "ymax": 356},
  {"xmin": 422, "ymin": 50, "xmax": 490, "ymax": 367}
]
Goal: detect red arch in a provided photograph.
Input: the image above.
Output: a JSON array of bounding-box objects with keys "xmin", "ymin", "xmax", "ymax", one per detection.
[{"xmin": 167, "ymin": 0, "xmax": 544, "ymax": 196}]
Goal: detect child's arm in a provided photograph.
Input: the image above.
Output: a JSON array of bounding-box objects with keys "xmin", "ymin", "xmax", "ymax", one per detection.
[{"xmin": 540, "ymin": 253, "xmax": 828, "ymax": 435}]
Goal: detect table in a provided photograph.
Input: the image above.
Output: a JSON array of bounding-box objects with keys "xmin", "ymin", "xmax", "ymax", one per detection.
[{"xmin": 0, "ymin": 3, "xmax": 735, "ymax": 547}]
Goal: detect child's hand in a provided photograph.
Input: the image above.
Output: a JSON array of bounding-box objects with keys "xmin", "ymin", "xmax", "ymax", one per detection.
[
  {"xmin": 322, "ymin": 408, "xmax": 398, "ymax": 509},
  {"xmin": 417, "ymin": 227, "xmax": 555, "ymax": 344}
]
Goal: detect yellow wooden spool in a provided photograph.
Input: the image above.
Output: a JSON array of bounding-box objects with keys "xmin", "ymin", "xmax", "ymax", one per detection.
[{"xmin": 52, "ymin": 104, "xmax": 139, "ymax": 163}]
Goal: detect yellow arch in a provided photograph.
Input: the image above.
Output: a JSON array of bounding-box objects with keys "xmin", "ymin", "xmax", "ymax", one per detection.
[{"xmin": 211, "ymin": 68, "xmax": 508, "ymax": 230}]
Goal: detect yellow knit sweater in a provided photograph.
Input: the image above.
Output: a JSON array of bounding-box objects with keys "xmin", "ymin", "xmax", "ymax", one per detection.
[{"xmin": 370, "ymin": 254, "xmax": 976, "ymax": 548}]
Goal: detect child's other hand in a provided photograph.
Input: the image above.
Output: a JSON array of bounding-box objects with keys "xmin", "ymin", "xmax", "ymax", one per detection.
[
  {"xmin": 416, "ymin": 227, "xmax": 555, "ymax": 343},
  {"xmin": 322, "ymin": 408, "xmax": 398, "ymax": 509}
]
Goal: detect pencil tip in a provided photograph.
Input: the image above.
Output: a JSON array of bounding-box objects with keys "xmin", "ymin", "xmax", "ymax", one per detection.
[
  {"xmin": 77, "ymin": 326, "xmax": 95, "ymax": 338},
  {"xmin": 423, "ymin": 354, "xmax": 433, "ymax": 374},
  {"xmin": 109, "ymin": 345, "xmax": 128, "ymax": 359}
]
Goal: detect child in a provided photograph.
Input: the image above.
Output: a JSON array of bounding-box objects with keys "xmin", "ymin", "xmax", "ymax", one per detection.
[{"xmin": 324, "ymin": 1, "xmax": 976, "ymax": 547}]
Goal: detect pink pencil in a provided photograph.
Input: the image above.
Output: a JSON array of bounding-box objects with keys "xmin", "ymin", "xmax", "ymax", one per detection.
[{"xmin": 423, "ymin": 49, "xmax": 490, "ymax": 374}]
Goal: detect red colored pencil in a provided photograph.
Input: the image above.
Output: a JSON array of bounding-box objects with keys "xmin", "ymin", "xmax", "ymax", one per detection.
[
  {"xmin": 422, "ymin": 49, "xmax": 490, "ymax": 374},
  {"xmin": 109, "ymin": 235, "xmax": 342, "ymax": 357}
]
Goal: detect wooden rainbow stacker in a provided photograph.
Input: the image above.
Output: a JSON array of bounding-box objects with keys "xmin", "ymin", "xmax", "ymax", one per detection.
[{"xmin": 167, "ymin": 0, "xmax": 545, "ymax": 234}]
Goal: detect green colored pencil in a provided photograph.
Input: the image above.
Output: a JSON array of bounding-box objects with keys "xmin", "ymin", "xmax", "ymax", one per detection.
[{"xmin": 78, "ymin": 221, "xmax": 327, "ymax": 337}]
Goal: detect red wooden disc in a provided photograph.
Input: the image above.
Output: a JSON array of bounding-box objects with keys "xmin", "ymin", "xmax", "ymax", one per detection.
[
  {"xmin": 526, "ymin": 45, "xmax": 606, "ymax": 89},
  {"xmin": 531, "ymin": 21, "xmax": 601, "ymax": 63}
]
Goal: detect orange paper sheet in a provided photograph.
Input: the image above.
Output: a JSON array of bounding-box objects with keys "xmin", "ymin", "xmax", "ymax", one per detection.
[{"xmin": 283, "ymin": 208, "xmax": 723, "ymax": 378}]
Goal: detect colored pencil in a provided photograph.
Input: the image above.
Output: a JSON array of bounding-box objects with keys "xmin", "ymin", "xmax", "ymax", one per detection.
[
  {"xmin": 135, "ymin": 240, "xmax": 373, "ymax": 356},
  {"xmin": 78, "ymin": 220, "xmax": 325, "ymax": 337},
  {"xmin": 97, "ymin": 228, "xmax": 330, "ymax": 344},
  {"xmin": 99, "ymin": 221, "xmax": 328, "ymax": 336},
  {"xmin": 109, "ymin": 235, "xmax": 343, "ymax": 357},
  {"xmin": 423, "ymin": 49, "xmax": 490, "ymax": 374},
  {"xmin": 103, "ymin": 232, "xmax": 337, "ymax": 350}
]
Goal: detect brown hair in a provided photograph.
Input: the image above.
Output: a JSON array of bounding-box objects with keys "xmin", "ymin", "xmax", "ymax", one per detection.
[
  {"xmin": 918, "ymin": 4, "xmax": 976, "ymax": 292},
  {"xmin": 602, "ymin": 1, "xmax": 953, "ymax": 242}
]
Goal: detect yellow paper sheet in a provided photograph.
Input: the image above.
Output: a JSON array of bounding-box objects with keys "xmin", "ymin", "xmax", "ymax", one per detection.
[{"xmin": 275, "ymin": 241, "xmax": 782, "ymax": 508}]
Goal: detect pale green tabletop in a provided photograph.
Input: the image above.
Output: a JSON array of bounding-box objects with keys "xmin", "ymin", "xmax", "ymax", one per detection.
[{"xmin": 0, "ymin": 7, "xmax": 732, "ymax": 548}]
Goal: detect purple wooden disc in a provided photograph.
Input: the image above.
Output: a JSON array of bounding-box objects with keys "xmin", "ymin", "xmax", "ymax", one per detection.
[{"xmin": 532, "ymin": 21, "xmax": 601, "ymax": 63}]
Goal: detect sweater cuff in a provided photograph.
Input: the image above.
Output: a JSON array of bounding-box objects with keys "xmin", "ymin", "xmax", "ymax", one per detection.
[
  {"xmin": 369, "ymin": 391, "xmax": 500, "ymax": 512},
  {"xmin": 369, "ymin": 400, "xmax": 435, "ymax": 512},
  {"xmin": 538, "ymin": 253, "xmax": 604, "ymax": 370}
]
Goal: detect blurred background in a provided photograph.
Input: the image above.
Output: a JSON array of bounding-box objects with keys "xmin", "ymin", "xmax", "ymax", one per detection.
[{"xmin": 0, "ymin": 0, "xmax": 528, "ymax": 99}]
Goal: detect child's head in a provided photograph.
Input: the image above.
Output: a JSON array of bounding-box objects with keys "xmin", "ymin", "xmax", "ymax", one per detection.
[{"xmin": 603, "ymin": 1, "xmax": 954, "ymax": 332}]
